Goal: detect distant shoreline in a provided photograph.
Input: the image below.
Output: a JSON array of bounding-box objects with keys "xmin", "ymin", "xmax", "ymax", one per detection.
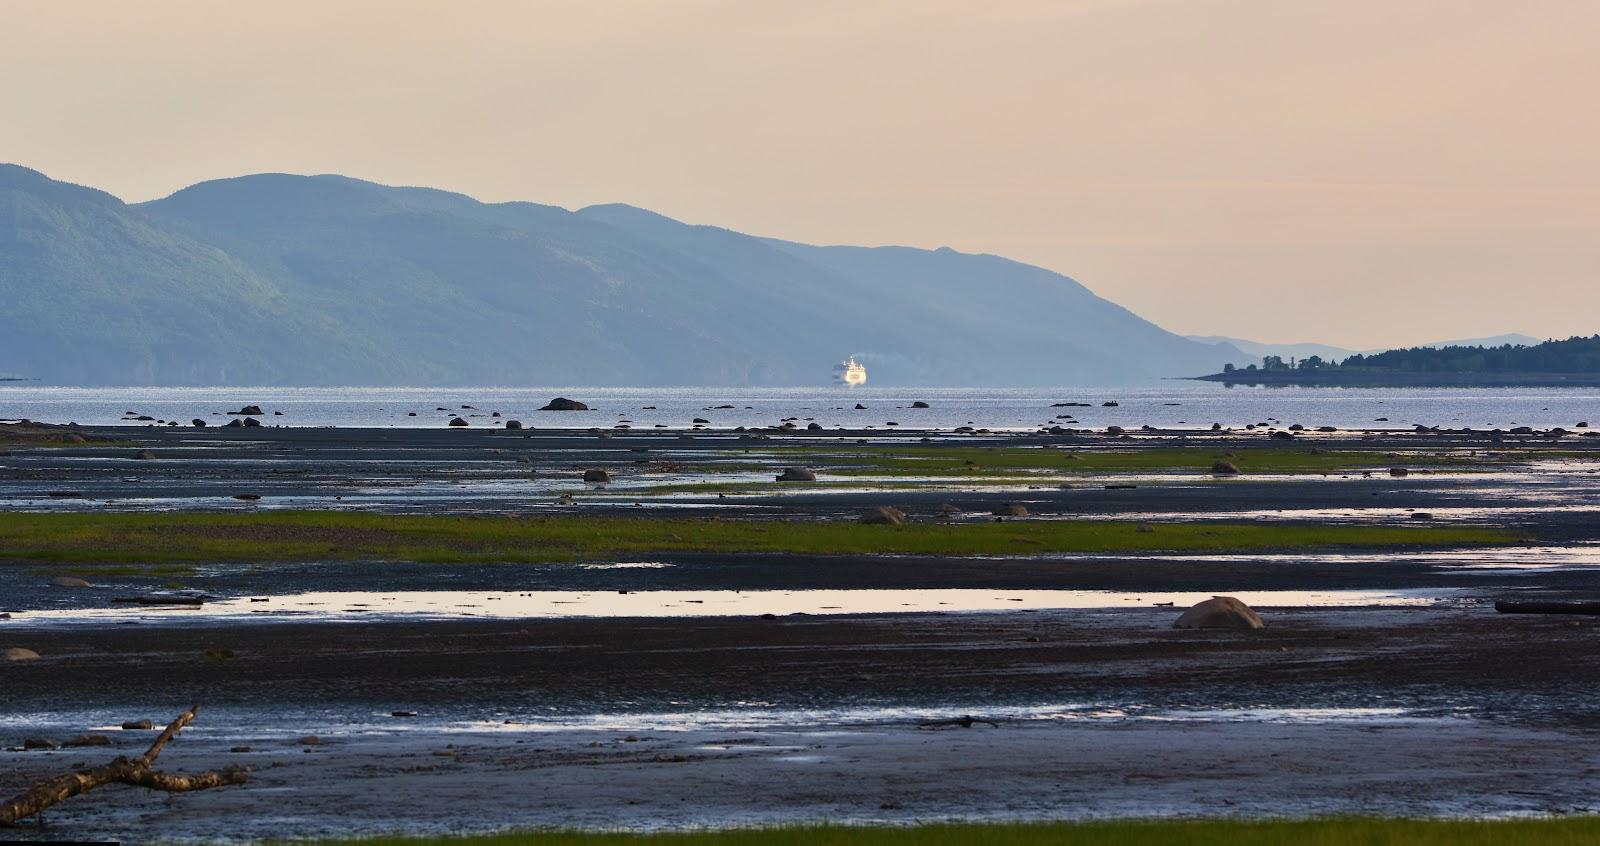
[{"xmin": 1191, "ymin": 369, "xmax": 1600, "ymax": 388}]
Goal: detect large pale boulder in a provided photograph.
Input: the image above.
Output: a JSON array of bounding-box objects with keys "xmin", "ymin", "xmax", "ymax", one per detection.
[
  {"xmin": 1173, "ymin": 596, "xmax": 1264, "ymax": 630},
  {"xmin": 4, "ymin": 647, "xmax": 41, "ymax": 661}
]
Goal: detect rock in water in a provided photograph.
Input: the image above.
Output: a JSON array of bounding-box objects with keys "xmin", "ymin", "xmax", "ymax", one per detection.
[
  {"xmin": 583, "ymin": 469, "xmax": 610, "ymax": 482},
  {"xmin": 1174, "ymin": 596, "xmax": 1264, "ymax": 630},
  {"xmin": 121, "ymin": 719, "xmax": 153, "ymax": 730},
  {"xmin": 236, "ymin": 405, "xmax": 264, "ymax": 415},
  {"xmin": 540, "ymin": 397, "xmax": 590, "ymax": 411},
  {"xmin": 860, "ymin": 506, "xmax": 907, "ymax": 525},
  {"xmin": 4, "ymin": 647, "xmax": 41, "ymax": 661},
  {"xmin": 910, "ymin": 401, "xmax": 931, "ymax": 408},
  {"xmin": 776, "ymin": 467, "xmax": 817, "ymax": 482},
  {"xmin": 448, "ymin": 417, "xmax": 468, "ymax": 427}
]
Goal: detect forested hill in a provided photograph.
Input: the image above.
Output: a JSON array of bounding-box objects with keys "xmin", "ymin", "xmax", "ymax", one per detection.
[
  {"xmin": 1342, "ymin": 336, "xmax": 1600, "ymax": 373},
  {"xmin": 1195, "ymin": 336, "xmax": 1600, "ymax": 387}
]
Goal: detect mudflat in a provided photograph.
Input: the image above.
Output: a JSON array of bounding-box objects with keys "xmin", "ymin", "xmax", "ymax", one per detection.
[{"xmin": 2, "ymin": 423, "xmax": 1599, "ymax": 840}]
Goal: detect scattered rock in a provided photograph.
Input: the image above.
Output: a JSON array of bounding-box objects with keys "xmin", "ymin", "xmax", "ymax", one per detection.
[
  {"xmin": 1102, "ymin": 401, "xmax": 1119, "ymax": 407},
  {"xmin": 910, "ymin": 401, "xmax": 930, "ymax": 409},
  {"xmin": 583, "ymin": 469, "xmax": 611, "ymax": 483},
  {"xmin": 807, "ymin": 422, "xmax": 823, "ymax": 431},
  {"xmin": 776, "ymin": 467, "xmax": 817, "ymax": 482},
  {"xmin": 63, "ymin": 734, "xmax": 111, "ymax": 747},
  {"xmin": 992, "ymin": 503, "xmax": 1029, "ymax": 518},
  {"xmin": 860, "ymin": 506, "xmax": 907, "ymax": 525},
  {"xmin": 191, "ymin": 418, "xmax": 207, "ymax": 427},
  {"xmin": 121, "ymin": 719, "xmax": 153, "ymax": 730},
  {"xmin": 1269, "ymin": 431, "xmax": 1295, "ymax": 441},
  {"xmin": 503, "ymin": 419, "xmax": 523, "ymax": 430},
  {"xmin": 241, "ymin": 417, "xmax": 261, "ymax": 427},
  {"xmin": 1390, "ymin": 467, "xmax": 1410, "ymax": 477},
  {"xmin": 224, "ymin": 419, "xmax": 244, "ymax": 428},
  {"xmin": 854, "ymin": 403, "xmax": 867, "ymax": 410},
  {"xmin": 540, "ymin": 397, "xmax": 590, "ymax": 411},
  {"xmin": 22, "ymin": 737, "xmax": 58, "ymax": 750},
  {"xmin": 1174, "ymin": 596, "xmax": 1264, "ymax": 630},
  {"xmin": 234, "ymin": 405, "xmax": 263, "ymax": 416},
  {"xmin": 448, "ymin": 417, "xmax": 468, "ymax": 427},
  {"xmin": 692, "ymin": 417, "xmax": 710, "ymax": 424},
  {"xmin": 4, "ymin": 647, "xmax": 41, "ymax": 661},
  {"xmin": 49, "ymin": 576, "xmax": 91, "ymax": 588},
  {"xmin": 1106, "ymin": 426, "xmax": 1125, "ymax": 435}
]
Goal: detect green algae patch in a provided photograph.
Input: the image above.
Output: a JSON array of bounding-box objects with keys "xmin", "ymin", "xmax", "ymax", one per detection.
[{"xmin": 0, "ymin": 512, "xmax": 1515, "ymax": 565}]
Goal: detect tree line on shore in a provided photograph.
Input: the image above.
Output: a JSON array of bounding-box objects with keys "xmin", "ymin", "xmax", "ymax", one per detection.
[{"xmin": 1222, "ymin": 335, "xmax": 1600, "ymax": 374}]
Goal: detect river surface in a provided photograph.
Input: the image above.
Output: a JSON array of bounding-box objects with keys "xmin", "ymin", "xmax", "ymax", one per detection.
[{"xmin": 3, "ymin": 384, "xmax": 1598, "ymax": 430}]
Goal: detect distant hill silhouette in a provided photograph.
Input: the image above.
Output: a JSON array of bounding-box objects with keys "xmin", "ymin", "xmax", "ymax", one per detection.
[{"xmin": 2, "ymin": 164, "xmax": 1241, "ymax": 386}]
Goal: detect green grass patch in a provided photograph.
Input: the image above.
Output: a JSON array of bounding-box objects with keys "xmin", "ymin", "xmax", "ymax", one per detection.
[
  {"xmin": 809, "ymin": 445, "xmax": 1487, "ymax": 477},
  {"xmin": 285, "ymin": 817, "xmax": 1600, "ymax": 846},
  {"xmin": 0, "ymin": 511, "xmax": 1515, "ymax": 565}
]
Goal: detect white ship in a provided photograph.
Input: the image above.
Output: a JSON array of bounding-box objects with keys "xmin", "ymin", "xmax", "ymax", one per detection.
[{"xmin": 834, "ymin": 355, "xmax": 867, "ymax": 386}]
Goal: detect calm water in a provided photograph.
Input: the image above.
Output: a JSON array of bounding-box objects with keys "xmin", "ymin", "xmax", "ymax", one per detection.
[{"xmin": 1, "ymin": 384, "xmax": 1597, "ymax": 431}]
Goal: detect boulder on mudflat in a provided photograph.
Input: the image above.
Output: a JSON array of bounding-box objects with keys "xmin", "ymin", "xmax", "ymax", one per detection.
[
  {"xmin": 1174, "ymin": 596, "xmax": 1264, "ymax": 630},
  {"xmin": 4, "ymin": 647, "xmax": 41, "ymax": 662},
  {"xmin": 583, "ymin": 469, "xmax": 610, "ymax": 483},
  {"xmin": 776, "ymin": 467, "xmax": 817, "ymax": 482},
  {"xmin": 540, "ymin": 397, "xmax": 590, "ymax": 411},
  {"xmin": 49, "ymin": 576, "xmax": 91, "ymax": 588},
  {"xmin": 860, "ymin": 506, "xmax": 907, "ymax": 525}
]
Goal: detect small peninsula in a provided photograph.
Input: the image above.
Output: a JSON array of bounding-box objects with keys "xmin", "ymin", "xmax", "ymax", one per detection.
[{"xmin": 1192, "ymin": 335, "xmax": 1600, "ymax": 387}]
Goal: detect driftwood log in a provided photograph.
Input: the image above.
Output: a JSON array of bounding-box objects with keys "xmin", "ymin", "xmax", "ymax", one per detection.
[
  {"xmin": 0, "ymin": 705, "xmax": 247, "ymax": 826},
  {"xmin": 1495, "ymin": 600, "xmax": 1600, "ymax": 615}
]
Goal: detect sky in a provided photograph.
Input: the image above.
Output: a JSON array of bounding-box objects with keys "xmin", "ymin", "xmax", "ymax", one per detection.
[{"xmin": 3, "ymin": 0, "xmax": 1596, "ymax": 349}]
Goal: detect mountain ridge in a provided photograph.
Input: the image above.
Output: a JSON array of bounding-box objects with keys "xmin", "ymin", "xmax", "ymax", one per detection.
[{"xmin": 3, "ymin": 164, "xmax": 1242, "ymax": 386}]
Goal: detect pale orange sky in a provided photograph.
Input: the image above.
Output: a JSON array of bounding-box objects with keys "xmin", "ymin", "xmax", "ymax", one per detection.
[{"xmin": 4, "ymin": 1, "xmax": 1596, "ymax": 349}]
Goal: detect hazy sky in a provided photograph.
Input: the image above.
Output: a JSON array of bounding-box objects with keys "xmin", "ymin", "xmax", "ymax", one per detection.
[{"xmin": 4, "ymin": 1, "xmax": 1596, "ymax": 349}]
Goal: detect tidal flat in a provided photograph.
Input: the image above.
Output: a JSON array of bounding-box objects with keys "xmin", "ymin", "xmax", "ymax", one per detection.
[{"xmin": 2, "ymin": 420, "xmax": 1598, "ymax": 841}]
